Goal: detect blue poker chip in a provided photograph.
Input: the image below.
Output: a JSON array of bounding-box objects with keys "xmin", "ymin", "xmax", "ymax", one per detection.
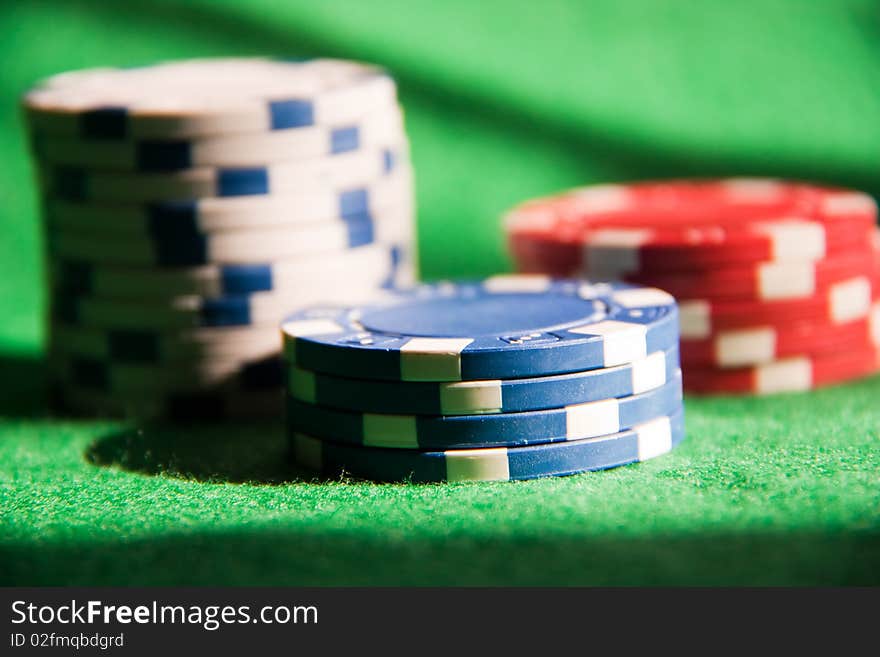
[
  {"xmin": 289, "ymin": 345, "xmax": 680, "ymax": 415},
  {"xmin": 287, "ymin": 371, "xmax": 682, "ymax": 450},
  {"xmin": 292, "ymin": 406, "xmax": 686, "ymax": 483},
  {"xmin": 282, "ymin": 276, "xmax": 680, "ymax": 382}
]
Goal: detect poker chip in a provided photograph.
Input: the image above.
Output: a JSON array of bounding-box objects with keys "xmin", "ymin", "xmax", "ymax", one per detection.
[
  {"xmin": 51, "ymin": 324, "xmax": 281, "ymax": 364},
  {"xmin": 43, "ymin": 145, "xmax": 403, "ymax": 202},
  {"xmin": 286, "ymin": 371, "xmax": 682, "ymax": 450},
  {"xmin": 680, "ymin": 315, "xmax": 875, "ymax": 368},
  {"xmin": 24, "ymin": 58, "xmax": 396, "ymax": 139},
  {"xmin": 44, "ymin": 166, "xmax": 412, "ymax": 233},
  {"xmin": 678, "ymin": 276, "xmax": 872, "ymax": 338},
  {"xmin": 289, "ymin": 346, "xmax": 680, "ymax": 416},
  {"xmin": 682, "ymin": 348, "xmax": 880, "ymax": 394},
  {"xmin": 48, "ymin": 204, "xmax": 411, "ymax": 267},
  {"xmin": 53, "ymin": 275, "xmax": 391, "ymax": 330},
  {"xmin": 291, "ymin": 407, "xmax": 685, "ymax": 483},
  {"xmin": 505, "ymin": 179, "xmax": 880, "ymax": 395},
  {"xmin": 684, "ymin": 300, "xmax": 880, "ymax": 393},
  {"xmin": 25, "ymin": 57, "xmax": 417, "ymax": 420},
  {"xmin": 50, "ymin": 352, "xmax": 283, "ymax": 396},
  {"xmin": 505, "ymin": 179, "xmax": 876, "ymax": 274},
  {"xmin": 512, "ymin": 224, "xmax": 873, "ymax": 278},
  {"xmin": 53, "ymin": 243, "xmax": 402, "ymax": 299},
  {"xmin": 621, "ymin": 251, "xmax": 874, "ymax": 302},
  {"xmin": 281, "ymin": 275, "xmax": 679, "ymax": 382},
  {"xmin": 32, "ymin": 105, "xmax": 405, "ymax": 171}
]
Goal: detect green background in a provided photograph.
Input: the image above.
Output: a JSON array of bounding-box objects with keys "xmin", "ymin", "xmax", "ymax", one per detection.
[{"xmin": 2, "ymin": 0, "xmax": 879, "ymax": 585}]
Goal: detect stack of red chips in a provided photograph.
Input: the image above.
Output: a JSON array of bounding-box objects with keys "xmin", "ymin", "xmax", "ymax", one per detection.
[{"xmin": 505, "ymin": 178, "xmax": 880, "ymax": 394}]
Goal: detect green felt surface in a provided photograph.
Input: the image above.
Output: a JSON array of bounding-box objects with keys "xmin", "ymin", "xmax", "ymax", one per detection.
[{"xmin": 2, "ymin": 0, "xmax": 880, "ymax": 585}]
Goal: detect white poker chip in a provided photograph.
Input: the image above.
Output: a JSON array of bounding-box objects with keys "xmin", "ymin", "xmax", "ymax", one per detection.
[
  {"xmin": 53, "ymin": 242, "xmax": 410, "ymax": 300},
  {"xmin": 33, "ymin": 104, "xmax": 406, "ymax": 171},
  {"xmin": 48, "ymin": 203, "xmax": 414, "ymax": 267},
  {"xmin": 44, "ymin": 165, "xmax": 414, "ymax": 233},
  {"xmin": 41, "ymin": 144, "xmax": 408, "ymax": 202},
  {"xmin": 25, "ymin": 58, "xmax": 397, "ymax": 139}
]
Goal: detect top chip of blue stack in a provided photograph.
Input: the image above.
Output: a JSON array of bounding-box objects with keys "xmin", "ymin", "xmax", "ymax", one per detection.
[{"xmin": 281, "ymin": 274, "xmax": 680, "ymax": 382}]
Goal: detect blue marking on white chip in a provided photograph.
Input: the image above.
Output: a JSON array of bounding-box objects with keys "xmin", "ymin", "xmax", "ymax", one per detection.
[
  {"xmin": 138, "ymin": 141, "xmax": 193, "ymax": 171},
  {"xmin": 383, "ymin": 148, "xmax": 395, "ymax": 172},
  {"xmin": 389, "ymin": 244, "xmax": 403, "ymax": 268},
  {"xmin": 81, "ymin": 107, "xmax": 128, "ymax": 139},
  {"xmin": 147, "ymin": 199, "xmax": 196, "ymax": 223},
  {"xmin": 147, "ymin": 214, "xmax": 201, "ymax": 239},
  {"xmin": 339, "ymin": 189, "xmax": 369, "ymax": 216},
  {"xmin": 200, "ymin": 295, "xmax": 253, "ymax": 326},
  {"xmin": 344, "ymin": 215, "xmax": 375, "ymax": 248},
  {"xmin": 217, "ymin": 168, "xmax": 270, "ymax": 196},
  {"xmin": 331, "ymin": 126, "xmax": 360, "ymax": 153},
  {"xmin": 219, "ymin": 265, "xmax": 275, "ymax": 295},
  {"xmin": 269, "ymin": 99, "xmax": 314, "ymax": 129},
  {"xmin": 149, "ymin": 233, "xmax": 207, "ymax": 266}
]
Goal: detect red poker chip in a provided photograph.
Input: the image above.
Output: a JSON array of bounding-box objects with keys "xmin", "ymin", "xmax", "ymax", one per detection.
[
  {"xmin": 683, "ymin": 345, "xmax": 880, "ymax": 395},
  {"xmin": 627, "ymin": 250, "xmax": 875, "ymax": 302},
  {"xmin": 505, "ymin": 179, "xmax": 876, "ymax": 274},
  {"xmin": 677, "ymin": 275, "xmax": 874, "ymax": 337},
  {"xmin": 511, "ymin": 225, "xmax": 873, "ymax": 278},
  {"xmin": 680, "ymin": 315, "xmax": 875, "ymax": 368}
]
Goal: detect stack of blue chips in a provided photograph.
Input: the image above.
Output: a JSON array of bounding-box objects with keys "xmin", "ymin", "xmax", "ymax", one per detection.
[{"xmin": 282, "ymin": 275, "xmax": 686, "ymax": 482}]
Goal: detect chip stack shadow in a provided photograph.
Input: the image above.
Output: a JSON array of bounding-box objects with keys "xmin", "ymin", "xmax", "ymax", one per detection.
[
  {"xmin": 504, "ymin": 179, "xmax": 880, "ymax": 395},
  {"xmin": 283, "ymin": 275, "xmax": 685, "ymax": 482},
  {"xmin": 23, "ymin": 57, "xmax": 417, "ymax": 419}
]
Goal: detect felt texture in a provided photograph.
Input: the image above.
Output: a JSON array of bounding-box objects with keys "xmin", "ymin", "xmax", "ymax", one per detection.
[{"xmin": 1, "ymin": 0, "xmax": 879, "ymax": 585}]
